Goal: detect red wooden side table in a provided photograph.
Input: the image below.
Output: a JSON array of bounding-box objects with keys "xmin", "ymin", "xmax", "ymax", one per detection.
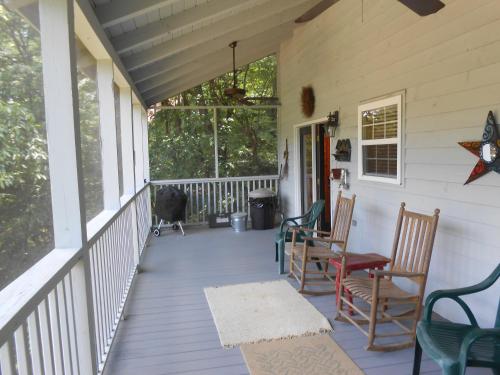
[{"xmin": 329, "ymin": 253, "xmax": 391, "ymax": 306}]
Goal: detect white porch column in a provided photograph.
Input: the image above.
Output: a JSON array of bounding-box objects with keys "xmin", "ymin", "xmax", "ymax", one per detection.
[
  {"xmin": 132, "ymin": 104, "xmax": 144, "ymax": 191},
  {"xmin": 119, "ymin": 86, "xmax": 135, "ymax": 198},
  {"xmin": 141, "ymin": 110, "xmax": 152, "ymax": 227},
  {"xmin": 97, "ymin": 59, "xmax": 120, "ymax": 210},
  {"xmin": 141, "ymin": 110, "xmax": 150, "ymax": 182},
  {"xmin": 39, "ymin": 0, "xmax": 96, "ymax": 373},
  {"xmin": 120, "ymin": 89, "xmax": 140, "ymax": 263}
]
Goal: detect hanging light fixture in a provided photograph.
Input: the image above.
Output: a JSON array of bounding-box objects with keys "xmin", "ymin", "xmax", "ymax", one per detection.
[{"xmin": 324, "ymin": 110, "xmax": 339, "ymax": 137}]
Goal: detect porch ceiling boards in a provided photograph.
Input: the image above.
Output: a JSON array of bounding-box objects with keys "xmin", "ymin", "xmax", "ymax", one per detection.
[{"xmin": 91, "ymin": 0, "xmax": 323, "ymax": 106}]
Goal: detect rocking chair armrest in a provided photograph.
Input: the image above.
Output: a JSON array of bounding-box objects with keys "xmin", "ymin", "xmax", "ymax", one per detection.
[
  {"xmin": 298, "ymin": 227, "xmax": 332, "ymax": 235},
  {"xmin": 300, "ymin": 236, "xmax": 345, "ymax": 245},
  {"xmin": 459, "ymin": 328, "xmax": 500, "ymax": 368},
  {"xmin": 372, "ymin": 270, "xmax": 425, "ymax": 279}
]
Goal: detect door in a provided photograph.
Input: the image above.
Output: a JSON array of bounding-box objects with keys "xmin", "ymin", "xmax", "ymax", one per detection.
[
  {"xmin": 299, "ymin": 127, "xmax": 313, "ymax": 214},
  {"xmin": 316, "ymin": 124, "xmax": 331, "ymax": 232}
]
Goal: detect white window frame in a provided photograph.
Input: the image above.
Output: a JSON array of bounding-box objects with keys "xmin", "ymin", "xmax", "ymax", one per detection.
[{"xmin": 357, "ymin": 94, "xmax": 402, "ymax": 185}]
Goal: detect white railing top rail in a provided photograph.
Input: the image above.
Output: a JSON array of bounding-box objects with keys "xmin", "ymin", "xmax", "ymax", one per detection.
[
  {"xmin": 0, "ymin": 247, "xmax": 80, "ymax": 345},
  {"xmin": 151, "ymin": 175, "xmax": 279, "ymax": 185},
  {"xmin": 0, "ymin": 183, "xmax": 150, "ymax": 346}
]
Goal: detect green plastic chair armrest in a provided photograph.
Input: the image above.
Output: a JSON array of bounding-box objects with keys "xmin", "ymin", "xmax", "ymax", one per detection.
[
  {"xmin": 279, "ymin": 218, "xmax": 301, "ymax": 233},
  {"xmin": 423, "ymin": 264, "xmax": 500, "ymax": 324},
  {"xmin": 423, "ymin": 292, "xmax": 479, "ymax": 326},
  {"xmin": 458, "ymin": 328, "xmax": 500, "ymax": 373}
]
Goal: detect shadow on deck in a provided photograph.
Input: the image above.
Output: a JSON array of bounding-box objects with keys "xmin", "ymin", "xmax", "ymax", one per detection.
[{"xmin": 104, "ymin": 227, "xmax": 489, "ymax": 375}]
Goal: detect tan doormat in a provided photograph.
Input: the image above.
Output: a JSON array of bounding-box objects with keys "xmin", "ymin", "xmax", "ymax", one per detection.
[{"xmin": 241, "ymin": 334, "xmax": 364, "ymax": 375}]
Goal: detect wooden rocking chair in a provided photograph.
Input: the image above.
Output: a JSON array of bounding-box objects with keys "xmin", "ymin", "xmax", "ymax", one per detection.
[
  {"xmin": 288, "ymin": 191, "xmax": 356, "ymax": 295},
  {"xmin": 336, "ymin": 202, "xmax": 440, "ymax": 351}
]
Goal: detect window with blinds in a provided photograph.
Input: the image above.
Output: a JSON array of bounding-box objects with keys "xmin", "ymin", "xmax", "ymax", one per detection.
[{"xmin": 358, "ymin": 94, "xmax": 402, "ymax": 184}]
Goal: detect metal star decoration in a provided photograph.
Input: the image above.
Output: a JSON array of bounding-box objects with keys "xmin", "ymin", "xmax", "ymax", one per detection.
[{"xmin": 458, "ymin": 111, "xmax": 500, "ymax": 185}]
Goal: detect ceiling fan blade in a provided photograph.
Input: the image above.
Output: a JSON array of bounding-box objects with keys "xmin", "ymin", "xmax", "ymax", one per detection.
[
  {"xmin": 295, "ymin": 0, "xmax": 340, "ymax": 23},
  {"xmin": 398, "ymin": 0, "xmax": 445, "ymax": 16}
]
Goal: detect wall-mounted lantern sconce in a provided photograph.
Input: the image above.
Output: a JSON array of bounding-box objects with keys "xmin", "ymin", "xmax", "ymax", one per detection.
[
  {"xmin": 324, "ymin": 110, "xmax": 339, "ymax": 137},
  {"xmin": 330, "ymin": 168, "xmax": 349, "ymax": 190}
]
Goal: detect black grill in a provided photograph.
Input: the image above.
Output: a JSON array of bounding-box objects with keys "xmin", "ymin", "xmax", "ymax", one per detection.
[{"xmin": 154, "ymin": 186, "xmax": 187, "ymax": 222}]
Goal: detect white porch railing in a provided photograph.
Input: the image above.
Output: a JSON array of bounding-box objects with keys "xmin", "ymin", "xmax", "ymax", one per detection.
[
  {"xmin": 151, "ymin": 175, "xmax": 280, "ymax": 225},
  {"xmin": 0, "ymin": 185, "xmax": 151, "ymax": 375}
]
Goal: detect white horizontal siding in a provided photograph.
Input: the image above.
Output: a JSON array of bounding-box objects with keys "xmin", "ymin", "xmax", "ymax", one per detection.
[{"xmin": 278, "ymin": 0, "xmax": 500, "ymax": 325}]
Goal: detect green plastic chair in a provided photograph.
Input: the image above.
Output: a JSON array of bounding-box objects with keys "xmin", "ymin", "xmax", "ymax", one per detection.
[
  {"xmin": 274, "ymin": 200, "xmax": 324, "ymax": 274},
  {"xmin": 413, "ymin": 263, "xmax": 500, "ymax": 375}
]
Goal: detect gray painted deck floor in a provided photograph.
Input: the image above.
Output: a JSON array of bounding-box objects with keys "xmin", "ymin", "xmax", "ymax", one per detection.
[{"xmin": 104, "ymin": 227, "xmax": 490, "ymax": 375}]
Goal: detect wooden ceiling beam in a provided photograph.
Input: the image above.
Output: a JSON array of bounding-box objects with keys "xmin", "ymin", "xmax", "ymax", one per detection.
[
  {"xmin": 95, "ymin": 0, "xmax": 183, "ymax": 29},
  {"xmin": 112, "ymin": 0, "xmax": 269, "ymax": 55},
  {"xmin": 123, "ymin": 0, "xmax": 319, "ymax": 71},
  {"xmin": 137, "ymin": 23, "xmax": 293, "ymax": 94}
]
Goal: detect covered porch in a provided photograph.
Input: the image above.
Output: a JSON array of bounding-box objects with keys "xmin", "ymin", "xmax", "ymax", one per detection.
[{"xmin": 1, "ymin": 0, "xmax": 500, "ymax": 374}]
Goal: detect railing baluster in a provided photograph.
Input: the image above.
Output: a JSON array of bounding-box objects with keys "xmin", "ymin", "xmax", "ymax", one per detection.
[
  {"xmin": 102, "ymin": 235, "xmax": 112, "ymax": 344},
  {"xmin": 207, "ymin": 182, "xmax": 211, "ymax": 218},
  {"xmin": 236, "ymin": 181, "xmax": 239, "ymax": 213},
  {"xmin": 62, "ymin": 275, "xmax": 78, "ymax": 375},
  {"xmin": 38, "ymin": 298, "xmax": 55, "ymax": 375},
  {"xmin": 213, "ymin": 182, "xmax": 216, "ymax": 214},
  {"xmin": 241, "ymin": 180, "xmax": 245, "ymax": 214},
  {"xmin": 202, "ymin": 183, "xmax": 205, "ymax": 222},
  {"xmin": 89, "ymin": 247, "xmax": 100, "ymax": 362},
  {"xmin": 96, "ymin": 239, "xmax": 106, "ymax": 359},
  {"xmin": 48, "ymin": 290, "xmax": 64, "ymax": 375},
  {"xmin": 56, "ymin": 283, "xmax": 72, "ymax": 375},
  {"xmin": 189, "ymin": 183, "xmax": 193, "ymax": 222},
  {"xmin": 0, "ymin": 340, "xmax": 15, "ymax": 375},
  {"xmin": 218, "ymin": 181, "xmax": 222, "ymax": 213},
  {"xmin": 14, "ymin": 324, "xmax": 30, "ymax": 375},
  {"xmin": 224, "ymin": 181, "xmax": 228, "ymax": 213},
  {"xmin": 27, "ymin": 312, "xmax": 43, "ymax": 375},
  {"xmin": 247, "ymin": 180, "xmax": 251, "ymax": 219}
]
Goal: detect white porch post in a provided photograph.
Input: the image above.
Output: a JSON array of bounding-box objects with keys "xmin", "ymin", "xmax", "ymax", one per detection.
[
  {"xmin": 141, "ymin": 110, "xmax": 152, "ymax": 227},
  {"xmin": 132, "ymin": 104, "xmax": 144, "ymax": 191},
  {"xmin": 119, "ymin": 86, "xmax": 135, "ymax": 197},
  {"xmin": 120, "ymin": 89, "xmax": 140, "ymax": 263},
  {"xmin": 141, "ymin": 110, "xmax": 150, "ymax": 182},
  {"xmin": 39, "ymin": 0, "xmax": 96, "ymax": 373},
  {"xmin": 97, "ymin": 59, "xmax": 121, "ymax": 210}
]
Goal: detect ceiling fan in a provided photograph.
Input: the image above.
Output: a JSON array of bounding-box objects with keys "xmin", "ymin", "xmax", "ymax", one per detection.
[
  {"xmin": 295, "ymin": 0, "xmax": 445, "ymax": 23},
  {"xmin": 224, "ymin": 41, "xmax": 279, "ymax": 106}
]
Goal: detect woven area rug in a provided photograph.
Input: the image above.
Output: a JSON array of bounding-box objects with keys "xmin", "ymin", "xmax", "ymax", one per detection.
[
  {"xmin": 241, "ymin": 334, "xmax": 364, "ymax": 375},
  {"xmin": 204, "ymin": 280, "xmax": 332, "ymax": 347}
]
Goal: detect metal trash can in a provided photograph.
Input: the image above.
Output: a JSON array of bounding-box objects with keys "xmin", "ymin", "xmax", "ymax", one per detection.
[
  {"xmin": 231, "ymin": 212, "xmax": 247, "ymax": 232},
  {"xmin": 248, "ymin": 188, "xmax": 276, "ymax": 230}
]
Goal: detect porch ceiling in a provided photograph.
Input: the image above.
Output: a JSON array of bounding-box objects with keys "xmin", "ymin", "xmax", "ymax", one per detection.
[{"xmin": 91, "ymin": 0, "xmax": 324, "ymax": 106}]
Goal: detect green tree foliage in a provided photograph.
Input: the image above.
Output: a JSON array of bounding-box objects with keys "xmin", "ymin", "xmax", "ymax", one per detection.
[
  {"xmin": 149, "ymin": 55, "xmax": 278, "ymax": 179},
  {"xmin": 149, "ymin": 109, "xmax": 215, "ymax": 179},
  {"xmin": 0, "ymin": 5, "xmax": 53, "ymax": 289}
]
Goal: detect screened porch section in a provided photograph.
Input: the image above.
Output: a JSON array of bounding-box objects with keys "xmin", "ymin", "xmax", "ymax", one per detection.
[
  {"xmin": 0, "ymin": 0, "xmax": 283, "ymax": 373},
  {"xmin": 2, "ymin": 0, "xmax": 500, "ymax": 375}
]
